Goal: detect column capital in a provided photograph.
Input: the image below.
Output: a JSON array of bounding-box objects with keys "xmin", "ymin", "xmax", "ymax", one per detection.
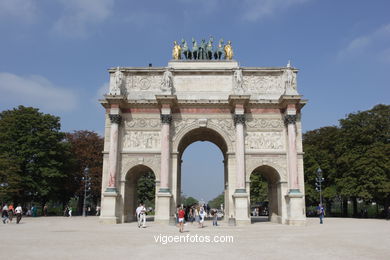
[
  {"xmin": 284, "ymin": 114, "xmax": 296, "ymax": 125},
  {"xmin": 234, "ymin": 114, "xmax": 246, "ymax": 126},
  {"xmin": 109, "ymin": 114, "xmax": 122, "ymax": 125},
  {"xmin": 160, "ymin": 114, "xmax": 172, "ymax": 124}
]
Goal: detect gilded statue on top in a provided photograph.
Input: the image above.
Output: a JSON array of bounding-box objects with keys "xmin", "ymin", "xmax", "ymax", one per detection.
[
  {"xmin": 172, "ymin": 41, "xmax": 182, "ymax": 60},
  {"xmin": 224, "ymin": 40, "xmax": 234, "ymax": 60},
  {"xmin": 172, "ymin": 38, "xmax": 234, "ymax": 60}
]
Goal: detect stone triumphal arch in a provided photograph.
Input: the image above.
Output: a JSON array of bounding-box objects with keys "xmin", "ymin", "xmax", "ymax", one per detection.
[{"xmin": 99, "ymin": 57, "xmax": 307, "ymax": 225}]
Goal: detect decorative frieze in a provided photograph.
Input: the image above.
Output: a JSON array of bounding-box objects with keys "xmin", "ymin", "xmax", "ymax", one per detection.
[
  {"xmin": 125, "ymin": 118, "xmax": 161, "ymax": 129},
  {"xmin": 245, "ymin": 132, "xmax": 284, "ymax": 150},
  {"xmin": 242, "ymin": 75, "xmax": 283, "ymax": 94},
  {"xmin": 126, "ymin": 75, "xmax": 162, "ymax": 91},
  {"xmin": 246, "ymin": 118, "xmax": 284, "ymax": 129},
  {"xmin": 123, "ymin": 131, "xmax": 160, "ymax": 149}
]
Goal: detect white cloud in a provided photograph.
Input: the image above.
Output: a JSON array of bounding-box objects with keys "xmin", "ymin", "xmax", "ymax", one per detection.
[
  {"xmin": 94, "ymin": 82, "xmax": 109, "ymax": 102},
  {"xmin": 241, "ymin": 0, "xmax": 311, "ymax": 22},
  {"xmin": 0, "ymin": 0, "xmax": 38, "ymax": 23},
  {"xmin": 0, "ymin": 72, "xmax": 78, "ymax": 112},
  {"xmin": 339, "ymin": 23, "xmax": 390, "ymax": 62},
  {"xmin": 52, "ymin": 0, "xmax": 115, "ymax": 38}
]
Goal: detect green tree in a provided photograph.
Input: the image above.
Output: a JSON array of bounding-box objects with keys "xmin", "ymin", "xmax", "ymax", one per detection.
[
  {"xmin": 303, "ymin": 126, "xmax": 341, "ymax": 214},
  {"xmin": 0, "ymin": 106, "xmax": 73, "ymax": 207},
  {"xmin": 337, "ymin": 104, "xmax": 390, "ymax": 216},
  {"xmin": 208, "ymin": 193, "xmax": 224, "ymax": 209},
  {"xmin": 183, "ymin": 196, "xmax": 198, "ymax": 206},
  {"xmin": 136, "ymin": 171, "xmax": 155, "ymax": 208},
  {"xmin": 250, "ymin": 172, "xmax": 268, "ymax": 205}
]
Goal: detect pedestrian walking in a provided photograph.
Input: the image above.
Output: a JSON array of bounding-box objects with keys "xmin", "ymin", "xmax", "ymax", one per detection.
[
  {"xmin": 43, "ymin": 205, "xmax": 48, "ymax": 216},
  {"xmin": 212, "ymin": 209, "xmax": 218, "ymax": 226},
  {"xmin": 15, "ymin": 204, "xmax": 23, "ymax": 224},
  {"xmin": 178, "ymin": 206, "xmax": 185, "ymax": 233},
  {"xmin": 135, "ymin": 203, "xmax": 146, "ymax": 228},
  {"xmin": 8, "ymin": 204, "xmax": 14, "ymax": 222},
  {"xmin": 96, "ymin": 206, "xmax": 101, "ymax": 216},
  {"xmin": 199, "ymin": 206, "xmax": 205, "ymax": 228},
  {"xmin": 194, "ymin": 206, "xmax": 200, "ymax": 225},
  {"xmin": 2, "ymin": 204, "xmax": 9, "ymax": 224},
  {"xmin": 316, "ymin": 204, "xmax": 325, "ymax": 224},
  {"xmin": 68, "ymin": 206, "xmax": 72, "ymax": 217}
]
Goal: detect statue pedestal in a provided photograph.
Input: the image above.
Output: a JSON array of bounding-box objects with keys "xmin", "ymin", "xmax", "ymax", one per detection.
[
  {"xmin": 285, "ymin": 192, "xmax": 306, "ymax": 226},
  {"xmin": 100, "ymin": 190, "xmax": 120, "ymax": 224},
  {"xmin": 233, "ymin": 192, "xmax": 250, "ymax": 225},
  {"xmin": 155, "ymin": 191, "xmax": 172, "ymax": 224}
]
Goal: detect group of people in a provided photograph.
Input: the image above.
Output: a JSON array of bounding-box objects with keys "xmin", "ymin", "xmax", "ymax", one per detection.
[
  {"xmin": 2, "ymin": 203, "xmax": 23, "ymax": 224},
  {"xmin": 176, "ymin": 204, "xmax": 220, "ymax": 232}
]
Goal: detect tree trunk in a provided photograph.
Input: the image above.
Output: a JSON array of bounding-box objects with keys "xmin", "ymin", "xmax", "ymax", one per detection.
[{"xmin": 342, "ymin": 197, "xmax": 348, "ymax": 217}]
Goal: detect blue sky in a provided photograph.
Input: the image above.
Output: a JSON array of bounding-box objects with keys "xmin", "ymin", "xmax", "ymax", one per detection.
[{"xmin": 0, "ymin": 0, "xmax": 389, "ymax": 202}]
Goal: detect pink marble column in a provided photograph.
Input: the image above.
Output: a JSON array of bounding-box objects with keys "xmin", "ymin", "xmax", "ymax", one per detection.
[
  {"xmin": 107, "ymin": 114, "xmax": 121, "ymax": 191},
  {"xmin": 234, "ymin": 114, "xmax": 246, "ymax": 192},
  {"xmin": 159, "ymin": 114, "xmax": 172, "ymax": 192},
  {"xmin": 285, "ymin": 114, "xmax": 299, "ymax": 192}
]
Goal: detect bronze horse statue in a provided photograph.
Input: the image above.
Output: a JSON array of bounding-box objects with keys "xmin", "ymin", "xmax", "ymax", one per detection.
[
  {"xmin": 214, "ymin": 39, "xmax": 224, "ymax": 60},
  {"xmin": 206, "ymin": 36, "xmax": 214, "ymax": 60},
  {"xmin": 192, "ymin": 38, "xmax": 199, "ymax": 60},
  {"xmin": 181, "ymin": 39, "xmax": 191, "ymax": 60}
]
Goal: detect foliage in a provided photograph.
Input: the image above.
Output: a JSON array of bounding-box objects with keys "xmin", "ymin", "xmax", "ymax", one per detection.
[
  {"xmin": 65, "ymin": 130, "xmax": 104, "ymax": 207},
  {"xmin": 0, "ymin": 106, "xmax": 74, "ymax": 206},
  {"xmin": 250, "ymin": 172, "xmax": 268, "ymax": 205},
  {"xmin": 183, "ymin": 196, "xmax": 199, "ymax": 206},
  {"xmin": 208, "ymin": 192, "xmax": 224, "ymax": 209},
  {"xmin": 136, "ymin": 171, "xmax": 155, "ymax": 208},
  {"xmin": 303, "ymin": 104, "xmax": 390, "ymax": 216}
]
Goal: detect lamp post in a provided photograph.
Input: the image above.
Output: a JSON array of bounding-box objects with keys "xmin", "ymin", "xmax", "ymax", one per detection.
[
  {"xmin": 82, "ymin": 167, "xmax": 91, "ymax": 217},
  {"xmin": 315, "ymin": 167, "xmax": 324, "ymax": 205}
]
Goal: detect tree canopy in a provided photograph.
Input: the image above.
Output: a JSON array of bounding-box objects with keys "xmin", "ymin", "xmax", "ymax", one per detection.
[
  {"xmin": 0, "ymin": 106, "xmax": 74, "ymax": 205},
  {"xmin": 303, "ymin": 104, "xmax": 390, "ymax": 216}
]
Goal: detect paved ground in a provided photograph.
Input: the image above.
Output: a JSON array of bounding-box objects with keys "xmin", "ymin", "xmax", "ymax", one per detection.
[{"xmin": 1, "ymin": 216, "xmax": 389, "ymax": 260}]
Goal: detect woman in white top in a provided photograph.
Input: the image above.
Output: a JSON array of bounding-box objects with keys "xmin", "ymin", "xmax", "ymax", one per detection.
[{"xmin": 199, "ymin": 207, "xmax": 205, "ymax": 228}]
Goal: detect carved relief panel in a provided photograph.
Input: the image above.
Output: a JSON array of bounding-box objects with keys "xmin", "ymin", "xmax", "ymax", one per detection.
[
  {"xmin": 125, "ymin": 74, "xmax": 162, "ymax": 92},
  {"xmin": 242, "ymin": 75, "xmax": 283, "ymax": 94},
  {"xmin": 245, "ymin": 131, "xmax": 284, "ymax": 150},
  {"xmin": 123, "ymin": 131, "xmax": 160, "ymax": 150}
]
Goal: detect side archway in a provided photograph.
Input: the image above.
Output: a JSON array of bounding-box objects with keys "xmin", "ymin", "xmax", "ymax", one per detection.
[
  {"xmin": 123, "ymin": 164, "xmax": 156, "ymax": 223},
  {"xmin": 249, "ymin": 165, "xmax": 282, "ymax": 223}
]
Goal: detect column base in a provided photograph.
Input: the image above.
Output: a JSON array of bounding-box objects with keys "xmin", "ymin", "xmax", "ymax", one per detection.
[
  {"xmin": 155, "ymin": 191, "xmax": 172, "ymax": 223},
  {"xmin": 285, "ymin": 192, "xmax": 306, "ymax": 226},
  {"xmin": 100, "ymin": 190, "xmax": 120, "ymax": 224},
  {"xmin": 233, "ymin": 192, "xmax": 250, "ymax": 225}
]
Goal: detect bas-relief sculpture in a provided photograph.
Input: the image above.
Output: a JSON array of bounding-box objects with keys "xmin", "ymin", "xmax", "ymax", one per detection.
[
  {"xmin": 245, "ymin": 132, "xmax": 284, "ymax": 150},
  {"xmin": 233, "ymin": 68, "xmax": 244, "ymax": 94},
  {"xmin": 109, "ymin": 67, "xmax": 123, "ymax": 95},
  {"xmin": 123, "ymin": 131, "xmax": 160, "ymax": 150},
  {"xmin": 161, "ymin": 69, "xmax": 173, "ymax": 93}
]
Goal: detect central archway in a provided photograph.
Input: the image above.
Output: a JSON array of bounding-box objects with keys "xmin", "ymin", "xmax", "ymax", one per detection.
[{"xmin": 174, "ymin": 127, "xmax": 230, "ymax": 220}]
